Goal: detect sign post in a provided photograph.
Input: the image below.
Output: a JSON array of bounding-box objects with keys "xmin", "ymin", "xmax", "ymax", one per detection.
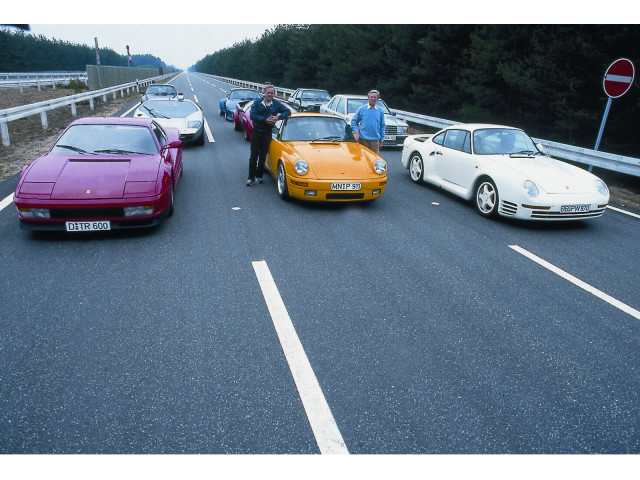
[
  {"xmin": 594, "ymin": 58, "xmax": 634, "ymax": 152},
  {"xmin": 95, "ymin": 37, "xmax": 102, "ymax": 87}
]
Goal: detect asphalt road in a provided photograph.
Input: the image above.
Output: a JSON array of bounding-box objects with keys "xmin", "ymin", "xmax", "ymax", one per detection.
[{"xmin": 1, "ymin": 72, "xmax": 639, "ymax": 454}]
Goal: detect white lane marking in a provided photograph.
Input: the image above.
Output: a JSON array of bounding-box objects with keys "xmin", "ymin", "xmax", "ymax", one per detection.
[
  {"xmin": 509, "ymin": 245, "xmax": 640, "ymax": 320},
  {"xmin": 203, "ymin": 118, "xmax": 214, "ymax": 143},
  {"xmin": 607, "ymin": 205, "xmax": 640, "ymax": 219},
  {"xmin": 193, "ymin": 94, "xmax": 199, "ymax": 103},
  {"xmin": 252, "ymin": 260, "xmax": 349, "ymax": 454},
  {"xmin": 121, "ymin": 102, "xmax": 141, "ymax": 118},
  {"xmin": 0, "ymin": 193, "xmax": 14, "ymax": 212}
]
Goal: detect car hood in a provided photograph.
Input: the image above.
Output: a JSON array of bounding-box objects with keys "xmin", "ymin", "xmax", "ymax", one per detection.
[
  {"xmin": 20, "ymin": 153, "xmax": 161, "ymax": 199},
  {"xmin": 492, "ymin": 155, "xmax": 600, "ymax": 194},
  {"xmin": 287, "ymin": 142, "xmax": 380, "ymax": 180}
]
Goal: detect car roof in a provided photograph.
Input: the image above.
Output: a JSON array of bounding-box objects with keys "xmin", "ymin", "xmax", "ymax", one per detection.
[
  {"xmin": 288, "ymin": 112, "xmax": 343, "ymax": 119},
  {"xmin": 148, "ymin": 84, "xmax": 175, "ymax": 88},
  {"xmin": 444, "ymin": 123, "xmax": 522, "ymax": 132},
  {"xmin": 70, "ymin": 116, "xmax": 153, "ymax": 127}
]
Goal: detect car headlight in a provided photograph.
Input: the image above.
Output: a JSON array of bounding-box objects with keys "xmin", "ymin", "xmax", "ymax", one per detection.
[
  {"xmin": 187, "ymin": 121, "xmax": 202, "ymax": 129},
  {"xmin": 124, "ymin": 205, "xmax": 154, "ymax": 217},
  {"xmin": 595, "ymin": 179, "xmax": 609, "ymax": 196},
  {"xmin": 294, "ymin": 159, "xmax": 309, "ymax": 175},
  {"xmin": 18, "ymin": 207, "xmax": 50, "ymax": 219},
  {"xmin": 374, "ymin": 159, "xmax": 387, "ymax": 174},
  {"xmin": 397, "ymin": 126, "xmax": 409, "ymax": 134},
  {"xmin": 524, "ymin": 180, "xmax": 539, "ymax": 198}
]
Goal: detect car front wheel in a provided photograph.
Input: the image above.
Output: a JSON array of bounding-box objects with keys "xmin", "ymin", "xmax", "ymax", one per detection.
[
  {"xmin": 409, "ymin": 153, "xmax": 424, "ymax": 183},
  {"xmin": 277, "ymin": 162, "xmax": 290, "ymax": 201},
  {"xmin": 475, "ymin": 178, "xmax": 498, "ymax": 218}
]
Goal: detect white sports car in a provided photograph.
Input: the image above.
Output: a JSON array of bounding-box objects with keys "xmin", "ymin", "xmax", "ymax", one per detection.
[
  {"xmin": 401, "ymin": 124, "xmax": 609, "ymax": 221},
  {"xmin": 135, "ymin": 98, "xmax": 205, "ymax": 146}
]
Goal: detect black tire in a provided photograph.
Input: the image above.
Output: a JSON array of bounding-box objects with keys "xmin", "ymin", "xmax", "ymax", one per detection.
[
  {"xmin": 409, "ymin": 152, "xmax": 424, "ymax": 183},
  {"xmin": 168, "ymin": 181, "xmax": 175, "ymax": 216},
  {"xmin": 243, "ymin": 125, "xmax": 250, "ymax": 141},
  {"xmin": 277, "ymin": 162, "xmax": 291, "ymax": 201},
  {"xmin": 474, "ymin": 178, "xmax": 499, "ymax": 218}
]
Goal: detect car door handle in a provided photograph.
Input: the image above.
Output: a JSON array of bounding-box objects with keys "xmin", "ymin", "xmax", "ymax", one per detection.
[{"xmin": 430, "ymin": 150, "xmax": 443, "ymax": 156}]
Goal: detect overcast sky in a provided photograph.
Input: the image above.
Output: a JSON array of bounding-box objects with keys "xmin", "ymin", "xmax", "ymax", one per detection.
[{"xmin": 28, "ymin": 24, "xmax": 275, "ymax": 70}]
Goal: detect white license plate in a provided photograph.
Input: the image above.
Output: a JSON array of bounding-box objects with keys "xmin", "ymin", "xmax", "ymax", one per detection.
[
  {"xmin": 66, "ymin": 221, "xmax": 111, "ymax": 232},
  {"xmin": 384, "ymin": 135, "xmax": 396, "ymax": 141},
  {"xmin": 331, "ymin": 182, "xmax": 361, "ymax": 191},
  {"xmin": 560, "ymin": 204, "xmax": 590, "ymax": 213}
]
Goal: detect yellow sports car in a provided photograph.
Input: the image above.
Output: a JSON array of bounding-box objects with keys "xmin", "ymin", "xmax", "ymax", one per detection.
[{"xmin": 265, "ymin": 113, "xmax": 387, "ymax": 201}]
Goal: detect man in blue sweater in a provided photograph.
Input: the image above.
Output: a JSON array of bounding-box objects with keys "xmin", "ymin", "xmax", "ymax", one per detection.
[
  {"xmin": 351, "ymin": 90, "xmax": 385, "ymax": 154},
  {"xmin": 246, "ymin": 85, "xmax": 291, "ymax": 186}
]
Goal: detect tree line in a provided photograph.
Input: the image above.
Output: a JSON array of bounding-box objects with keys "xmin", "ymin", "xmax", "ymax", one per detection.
[
  {"xmin": 0, "ymin": 28, "xmax": 173, "ymax": 73},
  {"xmin": 194, "ymin": 24, "xmax": 640, "ymax": 157}
]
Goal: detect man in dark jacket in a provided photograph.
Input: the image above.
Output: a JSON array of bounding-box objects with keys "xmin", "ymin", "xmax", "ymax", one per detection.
[{"xmin": 246, "ymin": 85, "xmax": 291, "ymax": 186}]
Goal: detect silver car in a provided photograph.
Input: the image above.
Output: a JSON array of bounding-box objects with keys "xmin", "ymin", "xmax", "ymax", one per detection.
[
  {"xmin": 320, "ymin": 94, "xmax": 410, "ymax": 147},
  {"xmin": 134, "ymin": 98, "xmax": 205, "ymax": 146}
]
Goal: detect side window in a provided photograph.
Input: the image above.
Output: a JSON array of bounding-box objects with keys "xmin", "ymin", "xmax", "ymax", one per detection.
[
  {"xmin": 443, "ymin": 129, "xmax": 470, "ymax": 152},
  {"xmin": 336, "ymin": 97, "xmax": 345, "ymax": 115},
  {"xmin": 152, "ymin": 122, "xmax": 166, "ymax": 145},
  {"xmin": 272, "ymin": 119, "xmax": 283, "ymax": 139},
  {"xmin": 432, "ymin": 132, "xmax": 445, "ymax": 146},
  {"xmin": 462, "ymin": 131, "xmax": 471, "ymax": 153}
]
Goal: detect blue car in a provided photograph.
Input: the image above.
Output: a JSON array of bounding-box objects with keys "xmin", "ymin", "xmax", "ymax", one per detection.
[{"xmin": 219, "ymin": 88, "xmax": 261, "ymax": 121}]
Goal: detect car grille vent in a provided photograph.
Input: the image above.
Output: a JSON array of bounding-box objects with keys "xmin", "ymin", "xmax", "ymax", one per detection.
[
  {"xmin": 385, "ymin": 126, "xmax": 398, "ymax": 135},
  {"xmin": 50, "ymin": 208, "xmax": 125, "ymax": 219},
  {"xmin": 500, "ymin": 200, "xmax": 518, "ymax": 216},
  {"xmin": 531, "ymin": 208, "xmax": 606, "ymax": 219},
  {"xmin": 326, "ymin": 193, "xmax": 365, "ymax": 200}
]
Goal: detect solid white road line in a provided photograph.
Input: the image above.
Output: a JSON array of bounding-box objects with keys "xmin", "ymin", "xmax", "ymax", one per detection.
[
  {"xmin": 251, "ymin": 260, "xmax": 349, "ymax": 454},
  {"xmin": 121, "ymin": 102, "xmax": 141, "ymax": 118},
  {"xmin": 0, "ymin": 193, "xmax": 14, "ymax": 212},
  {"xmin": 193, "ymin": 94, "xmax": 199, "ymax": 103},
  {"xmin": 607, "ymin": 205, "xmax": 640, "ymax": 219},
  {"xmin": 509, "ymin": 245, "xmax": 640, "ymax": 320},
  {"xmin": 204, "ymin": 118, "xmax": 214, "ymax": 143}
]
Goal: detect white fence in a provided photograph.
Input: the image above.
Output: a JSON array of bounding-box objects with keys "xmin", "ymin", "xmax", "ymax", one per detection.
[
  {"xmin": 200, "ymin": 73, "xmax": 640, "ymax": 178},
  {"xmin": 0, "ymin": 71, "xmax": 87, "ymax": 91},
  {"xmin": 0, "ymin": 73, "xmax": 175, "ymax": 147}
]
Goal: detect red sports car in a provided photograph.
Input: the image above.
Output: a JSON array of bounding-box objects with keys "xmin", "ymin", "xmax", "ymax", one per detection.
[
  {"xmin": 233, "ymin": 100, "xmax": 254, "ymax": 141},
  {"xmin": 14, "ymin": 117, "xmax": 183, "ymax": 232}
]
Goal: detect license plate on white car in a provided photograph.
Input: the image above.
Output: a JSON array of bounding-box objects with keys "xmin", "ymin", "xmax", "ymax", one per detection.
[
  {"xmin": 66, "ymin": 221, "xmax": 111, "ymax": 232},
  {"xmin": 331, "ymin": 183, "xmax": 361, "ymax": 191},
  {"xmin": 560, "ymin": 204, "xmax": 590, "ymax": 213},
  {"xmin": 384, "ymin": 135, "xmax": 396, "ymax": 141}
]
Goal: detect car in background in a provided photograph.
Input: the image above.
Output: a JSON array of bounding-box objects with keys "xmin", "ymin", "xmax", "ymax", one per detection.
[
  {"xmin": 220, "ymin": 88, "xmax": 261, "ymax": 121},
  {"xmin": 288, "ymin": 88, "xmax": 331, "ymax": 112},
  {"xmin": 13, "ymin": 117, "xmax": 183, "ymax": 232},
  {"xmin": 233, "ymin": 100, "xmax": 254, "ymax": 141},
  {"xmin": 141, "ymin": 84, "xmax": 178, "ymax": 102},
  {"xmin": 320, "ymin": 94, "xmax": 410, "ymax": 147},
  {"xmin": 264, "ymin": 112, "xmax": 387, "ymax": 202},
  {"xmin": 401, "ymin": 123, "xmax": 609, "ymax": 220},
  {"xmin": 134, "ymin": 97, "xmax": 205, "ymax": 146}
]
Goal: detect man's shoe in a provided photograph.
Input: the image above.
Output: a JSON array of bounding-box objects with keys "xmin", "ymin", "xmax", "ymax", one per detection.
[
  {"xmin": 255, "ymin": 177, "xmax": 263, "ymax": 184},
  {"xmin": 245, "ymin": 179, "xmax": 254, "ymax": 187}
]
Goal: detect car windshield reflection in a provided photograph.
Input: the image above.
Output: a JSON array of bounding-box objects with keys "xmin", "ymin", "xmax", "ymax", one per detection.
[
  {"xmin": 472, "ymin": 128, "xmax": 539, "ymax": 155},
  {"xmin": 282, "ymin": 117, "xmax": 355, "ymax": 142},
  {"xmin": 51, "ymin": 124, "xmax": 159, "ymax": 155},
  {"xmin": 346, "ymin": 98, "xmax": 391, "ymax": 114},
  {"xmin": 141, "ymin": 100, "xmax": 199, "ymax": 118}
]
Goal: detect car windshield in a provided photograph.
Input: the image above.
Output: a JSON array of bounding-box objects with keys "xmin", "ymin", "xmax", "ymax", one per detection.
[
  {"xmin": 346, "ymin": 98, "xmax": 391, "ymax": 114},
  {"xmin": 140, "ymin": 100, "xmax": 199, "ymax": 118},
  {"xmin": 301, "ymin": 90, "xmax": 331, "ymax": 101},
  {"xmin": 51, "ymin": 124, "xmax": 159, "ymax": 155},
  {"xmin": 281, "ymin": 116, "xmax": 355, "ymax": 142},
  {"xmin": 146, "ymin": 85, "xmax": 176, "ymax": 96},
  {"xmin": 472, "ymin": 128, "xmax": 538, "ymax": 155},
  {"xmin": 230, "ymin": 90, "xmax": 261, "ymax": 100}
]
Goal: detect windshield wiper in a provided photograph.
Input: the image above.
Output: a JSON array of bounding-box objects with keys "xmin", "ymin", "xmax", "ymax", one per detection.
[
  {"xmin": 94, "ymin": 148, "xmax": 149, "ymax": 155},
  {"xmin": 312, "ymin": 136, "xmax": 342, "ymax": 142},
  {"xmin": 56, "ymin": 144, "xmax": 91, "ymax": 154},
  {"xmin": 143, "ymin": 107, "xmax": 169, "ymax": 118},
  {"xmin": 510, "ymin": 150, "xmax": 537, "ymax": 156}
]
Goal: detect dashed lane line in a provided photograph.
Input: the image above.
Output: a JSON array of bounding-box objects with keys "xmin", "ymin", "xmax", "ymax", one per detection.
[
  {"xmin": 509, "ymin": 245, "xmax": 640, "ymax": 320},
  {"xmin": 252, "ymin": 260, "xmax": 349, "ymax": 454}
]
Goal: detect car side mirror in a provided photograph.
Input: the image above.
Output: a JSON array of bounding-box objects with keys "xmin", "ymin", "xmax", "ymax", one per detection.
[{"xmin": 163, "ymin": 140, "xmax": 183, "ymax": 149}]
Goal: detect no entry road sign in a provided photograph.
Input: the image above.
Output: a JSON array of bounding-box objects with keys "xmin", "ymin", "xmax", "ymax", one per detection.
[{"xmin": 603, "ymin": 58, "xmax": 635, "ymax": 98}]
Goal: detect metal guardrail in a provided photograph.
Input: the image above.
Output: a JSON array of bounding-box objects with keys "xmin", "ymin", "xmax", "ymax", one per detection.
[
  {"xmin": 0, "ymin": 73, "xmax": 175, "ymax": 147},
  {"xmin": 0, "ymin": 71, "xmax": 88, "ymax": 91},
  {"xmin": 199, "ymin": 73, "xmax": 640, "ymax": 178}
]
